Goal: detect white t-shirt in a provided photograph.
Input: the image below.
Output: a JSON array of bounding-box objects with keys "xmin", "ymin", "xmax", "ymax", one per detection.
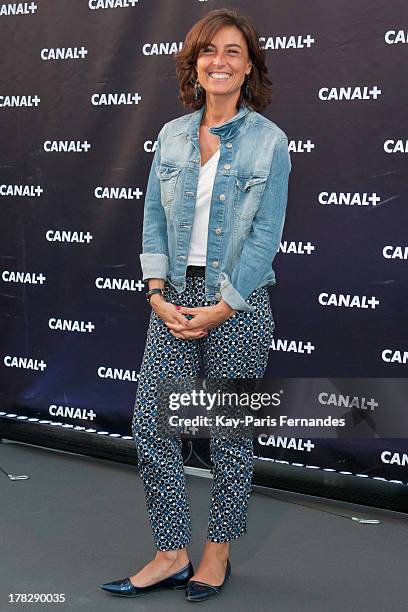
[{"xmin": 187, "ymin": 148, "xmax": 220, "ymax": 266}]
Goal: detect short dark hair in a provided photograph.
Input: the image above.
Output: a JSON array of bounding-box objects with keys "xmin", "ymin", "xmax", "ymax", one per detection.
[{"xmin": 174, "ymin": 8, "xmax": 273, "ymax": 113}]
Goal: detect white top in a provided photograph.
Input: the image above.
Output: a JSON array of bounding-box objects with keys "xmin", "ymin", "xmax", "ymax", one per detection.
[{"xmin": 186, "ymin": 148, "xmax": 220, "ymax": 266}]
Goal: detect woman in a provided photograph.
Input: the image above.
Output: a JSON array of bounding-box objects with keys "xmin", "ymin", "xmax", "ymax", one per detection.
[{"xmin": 101, "ymin": 7, "xmax": 291, "ymax": 603}]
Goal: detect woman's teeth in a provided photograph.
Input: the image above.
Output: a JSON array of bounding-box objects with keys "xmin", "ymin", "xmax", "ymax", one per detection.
[{"xmin": 208, "ymin": 73, "xmax": 231, "ymax": 80}]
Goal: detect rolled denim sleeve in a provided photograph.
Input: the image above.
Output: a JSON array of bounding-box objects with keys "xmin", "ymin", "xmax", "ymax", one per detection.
[
  {"xmin": 139, "ymin": 127, "xmax": 169, "ymax": 280},
  {"xmin": 219, "ymin": 135, "xmax": 291, "ymax": 312}
]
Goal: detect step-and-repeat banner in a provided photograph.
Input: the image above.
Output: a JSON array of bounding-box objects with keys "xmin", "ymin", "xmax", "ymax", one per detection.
[{"xmin": 1, "ymin": 1, "xmax": 407, "ymax": 487}]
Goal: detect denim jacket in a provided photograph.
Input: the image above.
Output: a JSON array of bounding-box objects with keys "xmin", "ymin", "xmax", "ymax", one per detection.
[{"xmin": 140, "ymin": 102, "xmax": 291, "ymax": 312}]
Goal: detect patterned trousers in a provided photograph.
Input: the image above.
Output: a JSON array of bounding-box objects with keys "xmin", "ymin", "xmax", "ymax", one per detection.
[{"xmin": 131, "ymin": 275, "xmax": 275, "ymax": 551}]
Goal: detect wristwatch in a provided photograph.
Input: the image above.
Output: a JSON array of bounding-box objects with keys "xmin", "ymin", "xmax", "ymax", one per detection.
[{"xmin": 146, "ymin": 287, "xmax": 164, "ymax": 303}]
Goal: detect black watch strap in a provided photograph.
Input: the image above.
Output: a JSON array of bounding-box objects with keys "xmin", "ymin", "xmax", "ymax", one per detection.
[{"xmin": 146, "ymin": 287, "xmax": 164, "ymax": 303}]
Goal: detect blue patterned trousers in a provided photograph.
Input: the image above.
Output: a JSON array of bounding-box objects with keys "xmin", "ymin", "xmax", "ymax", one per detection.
[{"xmin": 131, "ymin": 275, "xmax": 274, "ymax": 551}]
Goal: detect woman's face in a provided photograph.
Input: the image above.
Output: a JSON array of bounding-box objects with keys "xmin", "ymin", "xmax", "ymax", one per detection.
[{"xmin": 195, "ymin": 25, "xmax": 252, "ymax": 103}]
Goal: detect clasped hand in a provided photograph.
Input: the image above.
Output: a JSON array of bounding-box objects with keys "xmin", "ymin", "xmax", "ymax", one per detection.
[{"xmin": 151, "ymin": 296, "xmax": 236, "ymax": 340}]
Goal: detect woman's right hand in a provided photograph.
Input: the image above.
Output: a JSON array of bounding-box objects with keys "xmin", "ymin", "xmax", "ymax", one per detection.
[{"xmin": 150, "ymin": 295, "xmax": 208, "ymax": 340}]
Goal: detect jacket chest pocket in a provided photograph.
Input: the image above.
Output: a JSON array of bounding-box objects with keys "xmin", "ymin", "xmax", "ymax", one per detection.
[
  {"xmin": 233, "ymin": 176, "xmax": 268, "ymax": 221},
  {"xmin": 155, "ymin": 164, "xmax": 182, "ymax": 209}
]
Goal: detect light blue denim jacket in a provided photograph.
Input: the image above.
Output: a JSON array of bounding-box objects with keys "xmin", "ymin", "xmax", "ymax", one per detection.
[{"xmin": 140, "ymin": 102, "xmax": 291, "ymax": 312}]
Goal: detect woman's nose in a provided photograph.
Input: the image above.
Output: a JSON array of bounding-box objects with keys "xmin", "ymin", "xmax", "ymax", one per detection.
[{"xmin": 211, "ymin": 57, "xmax": 226, "ymax": 67}]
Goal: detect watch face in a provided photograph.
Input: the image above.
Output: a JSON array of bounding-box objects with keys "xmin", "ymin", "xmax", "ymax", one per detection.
[{"xmin": 146, "ymin": 289, "xmax": 161, "ymax": 301}]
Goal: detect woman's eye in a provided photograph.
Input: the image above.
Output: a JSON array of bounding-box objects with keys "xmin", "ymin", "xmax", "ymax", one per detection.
[{"xmin": 201, "ymin": 48, "xmax": 239, "ymax": 55}]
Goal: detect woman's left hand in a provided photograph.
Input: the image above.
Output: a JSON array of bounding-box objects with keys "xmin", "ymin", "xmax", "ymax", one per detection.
[{"xmin": 165, "ymin": 302, "xmax": 236, "ymax": 338}]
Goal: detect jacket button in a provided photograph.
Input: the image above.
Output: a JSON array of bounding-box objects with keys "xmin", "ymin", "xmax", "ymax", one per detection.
[
  {"xmin": 226, "ymin": 143, "xmax": 233, "ymax": 149},
  {"xmin": 214, "ymin": 228, "xmax": 222, "ymax": 235},
  {"xmin": 215, "ymin": 292, "xmax": 222, "ymax": 300},
  {"xmin": 219, "ymin": 194, "xmax": 226, "ymax": 201},
  {"xmin": 224, "ymin": 163, "xmax": 231, "ymax": 170},
  {"xmin": 212, "ymin": 260, "xmax": 219, "ymax": 268}
]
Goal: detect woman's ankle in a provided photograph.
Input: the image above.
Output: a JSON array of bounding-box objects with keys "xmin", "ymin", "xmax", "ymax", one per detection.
[
  {"xmin": 203, "ymin": 540, "xmax": 230, "ymax": 560},
  {"xmin": 155, "ymin": 547, "xmax": 189, "ymax": 564}
]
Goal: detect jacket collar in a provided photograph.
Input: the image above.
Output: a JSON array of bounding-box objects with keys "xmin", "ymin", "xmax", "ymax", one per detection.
[{"xmin": 174, "ymin": 102, "xmax": 252, "ymax": 141}]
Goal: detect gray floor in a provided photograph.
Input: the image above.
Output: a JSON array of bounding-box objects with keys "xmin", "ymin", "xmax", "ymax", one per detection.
[{"xmin": 0, "ymin": 439, "xmax": 406, "ymax": 612}]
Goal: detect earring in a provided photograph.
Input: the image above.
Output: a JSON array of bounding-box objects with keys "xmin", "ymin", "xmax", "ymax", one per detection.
[
  {"xmin": 194, "ymin": 78, "xmax": 202, "ymax": 101},
  {"xmin": 244, "ymin": 74, "xmax": 251, "ymax": 99}
]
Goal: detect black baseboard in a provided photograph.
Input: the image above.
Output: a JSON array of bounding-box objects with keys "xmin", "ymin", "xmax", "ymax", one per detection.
[{"xmin": 1, "ymin": 416, "xmax": 407, "ymax": 514}]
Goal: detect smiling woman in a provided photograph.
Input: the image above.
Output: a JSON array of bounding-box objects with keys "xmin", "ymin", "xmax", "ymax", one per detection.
[
  {"xmin": 175, "ymin": 9, "xmax": 273, "ymax": 112},
  {"xmin": 100, "ymin": 6, "xmax": 291, "ymax": 606}
]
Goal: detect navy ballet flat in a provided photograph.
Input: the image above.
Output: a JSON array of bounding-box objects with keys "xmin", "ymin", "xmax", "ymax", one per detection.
[
  {"xmin": 185, "ymin": 558, "xmax": 231, "ymax": 602},
  {"xmin": 100, "ymin": 560, "xmax": 194, "ymax": 597}
]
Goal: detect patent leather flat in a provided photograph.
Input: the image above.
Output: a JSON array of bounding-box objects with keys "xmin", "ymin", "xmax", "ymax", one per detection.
[
  {"xmin": 185, "ymin": 558, "xmax": 231, "ymax": 602},
  {"xmin": 100, "ymin": 560, "xmax": 194, "ymax": 597}
]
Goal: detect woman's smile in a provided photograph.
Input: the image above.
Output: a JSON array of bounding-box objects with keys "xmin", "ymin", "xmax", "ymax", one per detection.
[{"xmin": 207, "ymin": 71, "xmax": 232, "ymax": 80}]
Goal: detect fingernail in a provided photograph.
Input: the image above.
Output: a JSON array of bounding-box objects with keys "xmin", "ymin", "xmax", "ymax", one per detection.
[{"xmin": 175, "ymin": 305, "xmax": 181, "ymax": 310}]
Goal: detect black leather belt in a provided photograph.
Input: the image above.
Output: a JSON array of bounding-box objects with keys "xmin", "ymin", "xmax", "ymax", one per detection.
[{"xmin": 186, "ymin": 265, "xmax": 206, "ymax": 278}]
